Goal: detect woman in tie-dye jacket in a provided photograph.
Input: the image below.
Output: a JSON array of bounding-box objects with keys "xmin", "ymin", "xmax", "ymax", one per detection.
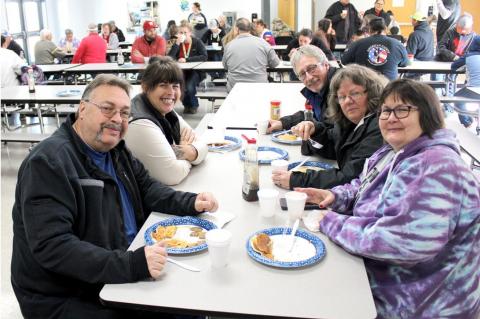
[{"xmin": 297, "ymin": 79, "xmax": 480, "ymax": 318}]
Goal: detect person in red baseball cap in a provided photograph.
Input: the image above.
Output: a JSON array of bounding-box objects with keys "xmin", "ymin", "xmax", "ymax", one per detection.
[{"xmin": 130, "ymin": 20, "xmax": 166, "ymax": 64}]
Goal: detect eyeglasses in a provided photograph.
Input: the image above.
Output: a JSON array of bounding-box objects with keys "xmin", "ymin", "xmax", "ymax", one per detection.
[
  {"xmin": 337, "ymin": 91, "xmax": 366, "ymax": 104},
  {"xmin": 378, "ymin": 105, "xmax": 418, "ymax": 120},
  {"xmin": 84, "ymin": 100, "xmax": 131, "ymax": 120},
  {"xmin": 297, "ymin": 63, "xmax": 321, "ymax": 81}
]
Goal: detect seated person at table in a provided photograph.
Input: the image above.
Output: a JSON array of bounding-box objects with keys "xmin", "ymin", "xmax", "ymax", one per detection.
[
  {"xmin": 283, "ymin": 28, "xmax": 334, "ymax": 61},
  {"xmin": 58, "ymin": 28, "xmax": 80, "ymax": 53},
  {"xmin": 406, "ymin": 12, "xmax": 434, "ymax": 62},
  {"xmin": 436, "ymin": 13, "xmax": 475, "ymax": 62},
  {"xmin": 222, "ymin": 18, "xmax": 280, "ymax": 92},
  {"xmin": 272, "ymin": 64, "xmax": 386, "ymax": 190},
  {"xmin": 254, "ymin": 19, "xmax": 276, "ymax": 45},
  {"xmin": 201, "ymin": 19, "xmax": 225, "ymax": 61},
  {"xmin": 125, "ymin": 57, "xmax": 208, "ymax": 185},
  {"xmin": 296, "ymin": 79, "xmax": 480, "ymax": 318},
  {"xmin": 101, "ymin": 22, "xmax": 119, "ymax": 50},
  {"xmin": 0, "ymin": 36, "xmax": 24, "ymax": 88},
  {"xmin": 131, "ymin": 20, "xmax": 166, "ymax": 64},
  {"xmin": 168, "ymin": 20, "xmax": 207, "ymax": 114},
  {"xmin": 387, "ymin": 26, "xmax": 405, "ymax": 44},
  {"xmin": 341, "ymin": 17, "xmax": 408, "ymax": 80},
  {"xmin": 11, "ymin": 74, "xmax": 218, "ymax": 319},
  {"xmin": 72, "ymin": 23, "xmax": 107, "ymax": 64},
  {"xmin": 314, "ymin": 18, "xmax": 336, "ymax": 52},
  {"xmin": 267, "ymin": 45, "xmax": 338, "ymax": 133},
  {"xmin": 109, "ymin": 20, "xmax": 125, "ymax": 42},
  {"xmin": 34, "ymin": 29, "xmax": 66, "ymax": 64},
  {"xmin": 451, "ymin": 35, "xmax": 480, "ymax": 128}
]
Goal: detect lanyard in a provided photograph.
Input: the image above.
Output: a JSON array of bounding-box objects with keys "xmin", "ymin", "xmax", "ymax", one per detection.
[{"xmin": 181, "ymin": 42, "xmax": 191, "ymax": 59}]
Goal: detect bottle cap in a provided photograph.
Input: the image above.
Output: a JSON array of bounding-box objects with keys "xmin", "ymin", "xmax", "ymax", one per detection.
[
  {"xmin": 305, "ymin": 103, "xmax": 313, "ymax": 110},
  {"xmin": 241, "ymin": 134, "xmax": 256, "ymax": 144},
  {"xmin": 270, "ymin": 100, "xmax": 281, "ymax": 106}
]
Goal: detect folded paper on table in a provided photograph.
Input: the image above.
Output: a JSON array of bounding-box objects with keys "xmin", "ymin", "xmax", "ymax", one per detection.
[{"xmin": 199, "ymin": 210, "xmax": 235, "ymax": 228}]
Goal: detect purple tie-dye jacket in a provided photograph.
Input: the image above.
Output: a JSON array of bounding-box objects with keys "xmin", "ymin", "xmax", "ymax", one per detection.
[{"xmin": 320, "ymin": 129, "xmax": 480, "ymax": 318}]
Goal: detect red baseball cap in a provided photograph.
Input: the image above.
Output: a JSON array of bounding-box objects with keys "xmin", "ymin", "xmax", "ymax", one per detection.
[{"xmin": 143, "ymin": 20, "xmax": 158, "ymax": 30}]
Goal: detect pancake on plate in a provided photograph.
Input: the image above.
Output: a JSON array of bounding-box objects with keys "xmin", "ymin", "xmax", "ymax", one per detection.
[{"xmin": 251, "ymin": 233, "xmax": 274, "ymax": 259}]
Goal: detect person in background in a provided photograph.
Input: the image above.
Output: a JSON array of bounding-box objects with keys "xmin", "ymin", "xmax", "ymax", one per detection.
[
  {"xmin": 109, "ymin": 20, "xmax": 125, "ymax": 42},
  {"xmin": 125, "ymin": 57, "xmax": 208, "ymax": 185},
  {"xmin": 296, "ymin": 79, "xmax": 480, "ymax": 319},
  {"xmin": 58, "ymin": 28, "xmax": 80, "ymax": 53},
  {"xmin": 202, "ymin": 19, "xmax": 225, "ymax": 63},
  {"xmin": 386, "ymin": 10, "xmax": 401, "ymax": 33},
  {"xmin": 451, "ymin": 35, "xmax": 480, "ymax": 128},
  {"xmin": 165, "ymin": 24, "xmax": 178, "ymax": 54},
  {"xmin": 1, "ymin": 31, "xmax": 25, "ymax": 57},
  {"xmin": 222, "ymin": 18, "xmax": 280, "ymax": 92},
  {"xmin": 271, "ymin": 18, "xmax": 293, "ymax": 37},
  {"xmin": 284, "ymin": 28, "xmax": 334, "ymax": 61},
  {"xmin": 72, "ymin": 23, "xmax": 107, "ymax": 64},
  {"xmin": 364, "ymin": 0, "xmax": 391, "ymax": 27},
  {"xmin": 101, "ymin": 22, "xmax": 119, "ymax": 50},
  {"xmin": 222, "ymin": 27, "xmax": 238, "ymax": 47},
  {"xmin": 325, "ymin": 0, "xmax": 362, "ymax": 44},
  {"xmin": 272, "ymin": 65, "xmax": 386, "ymax": 190},
  {"xmin": 387, "ymin": 26, "xmax": 405, "ymax": 43},
  {"xmin": 168, "ymin": 20, "xmax": 207, "ymax": 114},
  {"xmin": 341, "ymin": 17, "xmax": 408, "ymax": 80},
  {"xmin": 217, "ymin": 15, "xmax": 231, "ymax": 34},
  {"xmin": 188, "ymin": 2, "xmax": 207, "ymax": 39},
  {"xmin": 0, "ymin": 35, "xmax": 24, "ymax": 88},
  {"xmin": 163, "ymin": 20, "xmax": 176, "ymax": 40},
  {"xmin": 267, "ymin": 45, "xmax": 338, "ymax": 133},
  {"xmin": 436, "ymin": 13, "xmax": 476, "ymax": 62},
  {"xmin": 406, "ymin": 11, "xmax": 434, "ymax": 61},
  {"xmin": 11, "ymin": 74, "xmax": 219, "ymax": 319},
  {"xmin": 436, "ymin": 0, "xmax": 460, "ymax": 44},
  {"xmin": 255, "ymin": 19, "xmax": 276, "ymax": 45},
  {"xmin": 131, "ymin": 20, "xmax": 166, "ymax": 64},
  {"xmin": 315, "ymin": 18, "xmax": 336, "ymax": 52},
  {"xmin": 34, "ymin": 29, "xmax": 66, "ymax": 64}
]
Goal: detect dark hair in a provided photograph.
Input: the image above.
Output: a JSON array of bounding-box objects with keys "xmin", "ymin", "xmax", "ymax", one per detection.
[
  {"xmin": 386, "ymin": 10, "xmax": 394, "ymax": 15},
  {"xmin": 236, "ymin": 18, "xmax": 251, "ymax": 32},
  {"xmin": 389, "ymin": 26, "xmax": 399, "ymax": 35},
  {"xmin": 327, "ymin": 64, "xmax": 388, "ymax": 128},
  {"xmin": 379, "ymin": 79, "xmax": 444, "ymax": 137},
  {"xmin": 166, "ymin": 20, "xmax": 176, "ymax": 28},
  {"xmin": 141, "ymin": 56, "xmax": 185, "ymax": 95},
  {"xmin": 256, "ymin": 19, "xmax": 267, "ymax": 28},
  {"xmin": 193, "ymin": 2, "xmax": 201, "ymax": 10},
  {"xmin": 317, "ymin": 19, "xmax": 332, "ymax": 33},
  {"xmin": 369, "ymin": 17, "xmax": 386, "ymax": 34},
  {"xmin": 1, "ymin": 35, "xmax": 5, "ymax": 46},
  {"xmin": 298, "ymin": 28, "xmax": 313, "ymax": 38}
]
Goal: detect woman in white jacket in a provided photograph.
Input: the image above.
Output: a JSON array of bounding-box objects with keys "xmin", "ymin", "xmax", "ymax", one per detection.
[{"xmin": 125, "ymin": 56, "xmax": 208, "ymax": 185}]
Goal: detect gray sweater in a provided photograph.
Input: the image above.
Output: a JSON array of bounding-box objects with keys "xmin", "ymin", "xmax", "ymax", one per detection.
[{"xmin": 34, "ymin": 40, "xmax": 65, "ymax": 64}]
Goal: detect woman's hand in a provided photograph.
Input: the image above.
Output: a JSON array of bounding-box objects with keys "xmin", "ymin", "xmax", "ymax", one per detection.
[
  {"xmin": 180, "ymin": 127, "xmax": 196, "ymax": 145},
  {"xmin": 291, "ymin": 121, "xmax": 315, "ymax": 140},
  {"xmin": 294, "ymin": 187, "xmax": 335, "ymax": 208},
  {"xmin": 271, "ymin": 170, "xmax": 292, "ymax": 189}
]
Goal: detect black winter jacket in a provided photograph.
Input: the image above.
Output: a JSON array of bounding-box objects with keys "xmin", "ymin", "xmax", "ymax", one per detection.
[
  {"xmin": 290, "ymin": 113, "xmax": 383, "ymax": 189},
  {"xmin": 406, "ymin": 21, "xmax": 434, "ymax": 61},
  {"xmin": 325, "ymin": 1, "xmax": 362, "ymax": 43},
  {"xmin": 168, "ymin": 37, "xmax": 208, "ymax": 62},
  {"xmin": 11, "ymin": 114, "xmax": 198, "ymax": 318}
]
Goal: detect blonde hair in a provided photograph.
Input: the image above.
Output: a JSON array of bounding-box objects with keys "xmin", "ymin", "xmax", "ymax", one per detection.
[
  {"xmin": 222, "ymin": 28, "xmax": 238, "ymax": 46},
  {"xmin": 179, "ymin": 20, "xmax": 193, "ymax": 32}
]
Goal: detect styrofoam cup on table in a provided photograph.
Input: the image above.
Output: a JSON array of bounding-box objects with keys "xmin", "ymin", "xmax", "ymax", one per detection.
[
  {"xmin": 205, "ymin": 229, "xmax": 232, "ymax": 268},
  {"xmin": 257, "ymin": 188, "xmax": 279, "ymax": 218},
  {"xmin": 257, "ymin": 120, "xmax": 269, "ymax": 135},
  {"xmin": 271, "ymin": 159, "xmax": 289, "ymax": 172},
  {"xmin": 285, "ymin": 191, "xmax": 307, "ymax": 221}
]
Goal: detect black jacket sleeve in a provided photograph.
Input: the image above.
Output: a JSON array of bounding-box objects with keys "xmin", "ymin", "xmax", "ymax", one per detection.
[
  {"xmin": 279, "ymin": 111, "xmax": 306, "ymax": 130},
  {"xmin": 116, "ymin": 29, "xmax": 126, "ymax": 42},
  {"xmin": 187, "ymin": 38, "xmax": 208, "ymax": 62},
  {"xmin": 341, "ymin": 41, "xmax": 357, "ymax": 65}
]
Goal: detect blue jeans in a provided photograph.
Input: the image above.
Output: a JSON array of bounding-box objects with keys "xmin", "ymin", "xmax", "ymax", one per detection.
[
  {"xmin": 454, "ymin": 87, "xmax": 479, "ymax": 127},
  {"xmin": 183, "ymin": 71, "xmax": 202, "ymax": 109}
]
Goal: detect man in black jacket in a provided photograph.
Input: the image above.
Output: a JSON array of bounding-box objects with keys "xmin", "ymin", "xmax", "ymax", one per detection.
[
  {"xmin": 436, "ymin": 13, "xmax": 475, "ymax": 62},
  {"xmin": 11, "ymin": 74, "xmax": 218, "ymax": 319},
  {"xmin": 325, "ymin": 0, "xmax": 362, "ymax": 44},
  {"xmin": 407, "ymin": 12, "xmax": 434, "ymax": 61},
  {"xmin": 267, "ymin": 45, "xmax": 337, "ymax": 133}
]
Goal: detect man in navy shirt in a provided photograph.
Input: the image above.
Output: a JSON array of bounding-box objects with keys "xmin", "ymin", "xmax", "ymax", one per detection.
[{"xmin": 341, "ymin": 17, "xmax": 408, "ymax": 80}]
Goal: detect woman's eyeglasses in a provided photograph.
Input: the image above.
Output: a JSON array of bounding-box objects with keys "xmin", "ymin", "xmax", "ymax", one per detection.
[
  {"xmin": 378, "ymin": 105, "xmax": 418, "ymax": 120},
  {"xmin": 337, "ymin": 91, "xmax": 366, "ymax": 104}
]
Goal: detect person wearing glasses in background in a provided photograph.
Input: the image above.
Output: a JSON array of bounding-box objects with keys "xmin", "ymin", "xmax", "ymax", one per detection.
[
  {"xmin": 295, "ymin": 79, "xmax": 480, "ymax": 318},
  {"xmin": 364, "ymin": 0, "xmax": 391, "ymax": 27},
  {"xmin": 11, "ymin": 74, "xmax": 218, "ymax": 319},
  {"xmin": 272, "ymin": 64, "xmax": 387, "ymax": 190},
  {"xmin": 266, "ymin": 45, "xmax": 338, "ymax": 134}
]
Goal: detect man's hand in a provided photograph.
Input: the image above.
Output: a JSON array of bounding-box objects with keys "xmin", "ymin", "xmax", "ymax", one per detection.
[
  {"xmin": 294, "ymin": 187, "xmax": 335, "ymax": 208},
  {"xmin": 291, "ymin": 121, "xmax": 315, "ymax": 140},
  {"xmin": 266, "ymin": 120, "xmax": 283, "ymax": 133},
  {"xmin": 178, "ymin": 58, "xmax": 187, "ymax": 63},
  {"xmin": 271, "ymin": 170, "xmax": 292, "ymax": 189},
  {"xmin": 340, "ymin": 11, "xmax": 348, "ymax": 19},
  {"xmin": 145, "ymin": 241, "xmax": 167, "ymax": 279},
  {"xmin": 180, "ymin": 127, "xmax": 196, "ymax": 145},
  {"xmin": 194, "ymin": 192, "xmax": 219, "ymax": 212}
]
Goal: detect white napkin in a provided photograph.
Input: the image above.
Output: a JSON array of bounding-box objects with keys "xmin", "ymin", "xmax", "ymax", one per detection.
[
  {"xmin": 199, "ymin": 210, "xmax": 235, "ymax": 228},
  {"xmin": 302, "ymin": 210, "xmax": 328, "ymax": 233}
]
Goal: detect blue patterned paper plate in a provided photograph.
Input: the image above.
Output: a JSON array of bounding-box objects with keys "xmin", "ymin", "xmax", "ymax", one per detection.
[
  {"xmin": 287, "ymin": 161, "xmax": 333, "ymax": 172},
  {"xmin": 239, "ymin": 146, "xmax": 288, "ymax": 164},
  {"xmin": 246, "ymin": 227, "xmax": 326, "ymax": 268},
  {"xmin": 271, "ymin": 130, "xmax": 302, "ymax": 145},
  {"xmin": 208, "ymin": 135, "xmax": 241, "ymax": 152},
  {"xmin": 144, "ymin": 216, "xmax": 217, "ymax": 254},
  {"xmin": 56, "ymin": 89, "xmax": 81, "ymax": 97}
]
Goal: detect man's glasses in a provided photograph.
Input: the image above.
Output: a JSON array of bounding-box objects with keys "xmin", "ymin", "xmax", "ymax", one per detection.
[
  {"xmin": 378, "ymin": 105, "xmax": 418, "ymax": 120},
  {"xmin": 84, "ymin": 100, "xmax": 131, "ymax": 120},
  {"xmin": 297, "ymin": 63, "xmax": 321, "ymax": 81},
  {"xmin": 337, "ymin": 91, "xmax": 366, "ymax": 104}
]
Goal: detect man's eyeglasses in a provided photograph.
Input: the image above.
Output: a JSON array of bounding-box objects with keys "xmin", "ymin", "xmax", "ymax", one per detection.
[
  {"xmin": 378, "ymin": 105, "xmax": 418, "ymax": 120},
  {"xmin": 337, "ymin": 91, "xmax": 366, "ymax": 104},
  {"xmin": 297, "ymin": 63, "xmax": 321, "ymax": 81},
  {"xmin": 84, "ymin": 100, "xmax": 131, "ymax": 120}
]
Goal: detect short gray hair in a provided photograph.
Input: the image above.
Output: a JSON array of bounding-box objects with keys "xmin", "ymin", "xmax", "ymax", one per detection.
[
  {"xmin": 457, "ymin": 13, "xmax": 473, "ymax": 29},
  {"xmin": 81, "ymin": 74, "xmax": 131, "ymax": 101},
  {"xmin": 291, "ymin": 44, "xmax": 328, "ymax": 76},
  {"xmin": 236, "ymin": 18, "xmax": 251, "ymax": 32},
  {"xmin": 40, "ymin": 29, "xmax": 52, "ymax": 40}
]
